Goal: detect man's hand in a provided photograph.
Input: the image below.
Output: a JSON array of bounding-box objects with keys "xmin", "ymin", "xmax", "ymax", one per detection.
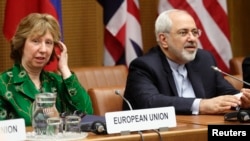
[
  {"xmin": 240, "ymin": 88, "xmax": 250, "ymax": 109},
  {"xmin": 199, "ymin": 95, "xmax": 241, "ymax": 114}
]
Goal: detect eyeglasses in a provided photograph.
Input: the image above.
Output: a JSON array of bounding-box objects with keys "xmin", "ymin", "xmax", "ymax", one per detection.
[{"xmin": 172, "ymin": 29, "xmax": 202, "ymax": 38}]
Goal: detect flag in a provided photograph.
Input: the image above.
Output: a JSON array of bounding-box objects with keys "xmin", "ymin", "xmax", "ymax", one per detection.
[
  {"xmin": 3, "ymin": 0, "xmax": 63, "ymax": 72},
  {"xmin": 97, "ymin": 0, "xmax": 143, "ymax": 66},
  {"xmin": 158, "ymin": 0, "xmax": 232, "ymax": 73}
]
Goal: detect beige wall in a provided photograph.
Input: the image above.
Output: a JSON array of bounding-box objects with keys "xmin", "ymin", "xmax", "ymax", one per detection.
[{"xmin": 0, "ymin": 0, "xmax": 249, "ymax": 72}]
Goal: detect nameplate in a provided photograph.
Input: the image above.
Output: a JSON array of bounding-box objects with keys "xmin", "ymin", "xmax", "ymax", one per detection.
[
  {"xmin": 105, "ymin": 106, "xmax": 176, "ymax": 134},
  {"xmin": 0, "ymin": 118, "xmax": 26, "ymax": 141}
]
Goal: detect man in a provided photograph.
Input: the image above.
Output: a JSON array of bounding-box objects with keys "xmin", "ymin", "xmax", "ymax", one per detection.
[{"xmin": 123, "ymin": 9, "xmax": 250, "ymax": 114}]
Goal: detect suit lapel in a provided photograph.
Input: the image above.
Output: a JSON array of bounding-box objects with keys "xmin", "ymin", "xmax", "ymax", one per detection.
[
  {"xmin": 186, "ymin": 64, "xmax": 206, "ymax": 98},
  {"xmin": 159, "ymin": 49, "xmax": 179, "ymax": 97}
]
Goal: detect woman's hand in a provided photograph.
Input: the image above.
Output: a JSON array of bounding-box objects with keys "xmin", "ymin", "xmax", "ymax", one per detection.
[{"xmin": 56, "ymin": 41, "xmax": 71, "ymax": 79}]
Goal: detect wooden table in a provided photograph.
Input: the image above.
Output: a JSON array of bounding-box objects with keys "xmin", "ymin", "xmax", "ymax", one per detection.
[
  {"xmin": 176, "ymin": 114, "xmax": 250, "ymax": 125},
  {"xmin": 26, "ymin": 114, "xmax": 250, "ymax": 141},
  {"xmin": 26, "ymin": 121, "xmax": 207, "ymax": 141}
]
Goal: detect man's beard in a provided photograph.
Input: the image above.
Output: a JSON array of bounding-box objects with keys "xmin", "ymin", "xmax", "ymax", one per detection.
[
  {"xmin": 168, "ymin": 46, "xmax": 197, "ymax": 63},
  {"xmin": 181, "ymin": 48, "xmax": 197, "ymax": 62}
]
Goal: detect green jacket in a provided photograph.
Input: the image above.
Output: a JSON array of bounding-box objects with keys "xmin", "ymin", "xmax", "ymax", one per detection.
[{"xmin": 0, "ymin": 64, "xmax": 93, "ymax": 126}]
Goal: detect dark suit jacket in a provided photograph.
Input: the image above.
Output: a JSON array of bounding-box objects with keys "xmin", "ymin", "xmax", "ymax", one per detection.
[
  {"xmin": 242, "ymin": 56, "xmax": 250, "ymax": 88},
  {"xmin": 123, "ymin": 46, "xmax": 239, "ymax": 114}
]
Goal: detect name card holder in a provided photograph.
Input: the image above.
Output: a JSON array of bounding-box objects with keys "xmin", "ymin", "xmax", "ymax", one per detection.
[
  {"xmin": 159, "ymin": 127, "xmax": 169, "ymax": 132},
  {"xmin": 119, "ymin": 127, "xmax": 169, "ymax": 135},
  {"xmin": 120, "ymin": 130, "xmax": 131, "ymax": 135},
  {"xmin": 118, "ymin": 126, "xmax": 169, "ymax": 135},
  {"xmin": 105, "ymin": 106, "xmax": 176, "ymax": 134},
  {"xmin": 0, "ymin": 118, "xmax": 26, "ymax": 141}
]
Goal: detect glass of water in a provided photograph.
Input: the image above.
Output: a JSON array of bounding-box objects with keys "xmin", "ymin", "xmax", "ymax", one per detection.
[
  {"xmin": 46, "ymin": 117, "xmax": 63, "ymax": 137},
  {"xmin": 64, "ymin": 115, "xmax": 81, "ymax": 135}
]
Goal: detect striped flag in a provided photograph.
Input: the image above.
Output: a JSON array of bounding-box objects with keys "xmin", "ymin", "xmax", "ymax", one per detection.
[
  {"xmin": 97, "ymin": 0, "xmax": 143, "ymax": 66},
  {"xmin": 3, "ymin": 0, "xmax": 63, "ymax": 72},
  {"xmin": 158, "ymin": 0, "xmax": 232, "ymax": 73}
]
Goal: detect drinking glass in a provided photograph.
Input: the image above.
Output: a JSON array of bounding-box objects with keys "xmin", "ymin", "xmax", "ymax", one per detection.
[
  {"xmin": 46, "ymin": 117, "xmax": 63, "ymax": 137},
  {"xmin": 64, "ymin": 115, "xmax": 81, "ymax": 135}
]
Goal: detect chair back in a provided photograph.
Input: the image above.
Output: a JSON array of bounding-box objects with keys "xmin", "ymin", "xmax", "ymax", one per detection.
[
  {"xmin": 71, "ymin": 65, "xmax": 128, "ymax": 90},
  {"xmin": 224, "ymin": 74, "xmax": 243, "ymax": 90},
  {"xmin": 88, "ymin": 86, "xmax": 125, "ymax": 116},
  {"xmin": 229, "ymin": 56, "xmax": 245, "ymax": 75}
]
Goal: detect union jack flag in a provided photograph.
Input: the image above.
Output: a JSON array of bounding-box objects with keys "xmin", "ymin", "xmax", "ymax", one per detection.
[{"xmin": 97, "ymin": 0, "xmax": 143, "ymax": 66}]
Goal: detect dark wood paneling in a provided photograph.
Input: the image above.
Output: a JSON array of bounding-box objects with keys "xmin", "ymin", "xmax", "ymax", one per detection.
[{"xmin": 228, "ymin": 0, "xmax": 250, "ymax": 57}]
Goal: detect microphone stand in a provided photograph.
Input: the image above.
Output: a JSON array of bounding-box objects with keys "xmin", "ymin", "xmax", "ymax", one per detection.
[
  {"xmin": 115, "ymin": 89, "xmax": 133, "ymax": 110},
  {"xmin": 211, "ymin": 66, "xmax": 250, "ymax": 123},
  {"xmin": 211, "ymin": 66, "xmax": 250, "ymax": 86},
  {"xmin": 114, "ymin": 89, "xmax": 145, "ymax": 141},
  {"xmin": 115, "ymin": 89, "xmax": 164, "ymax": 141}
]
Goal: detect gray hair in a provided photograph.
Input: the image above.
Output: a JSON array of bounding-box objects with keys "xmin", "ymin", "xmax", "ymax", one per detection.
[{"xmin": 155, "ymin": 9, "xmax": 189, "ymax": 42}]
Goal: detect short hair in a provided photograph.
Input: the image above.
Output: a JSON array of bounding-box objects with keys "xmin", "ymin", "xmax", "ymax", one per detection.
[
  {"xmin": 155, "ymin": 9, "xmax": 189, "ymax": 42},
  {"xmin": 10, "ymin": 13, "xmax": 61, "ymax": 64}
]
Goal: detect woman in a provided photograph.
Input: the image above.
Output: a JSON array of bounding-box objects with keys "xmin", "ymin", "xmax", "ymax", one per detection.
[{"xmin": 0, "ymin": 13, "xmax": 93, "ymax": 126}]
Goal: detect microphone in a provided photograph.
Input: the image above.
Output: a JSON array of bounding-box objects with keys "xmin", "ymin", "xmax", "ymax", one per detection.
[
  {"xmin": 115, "ymin": 89, "xmax": 133, "ymax": 111},
  {"xmin": 115, "ymin": 89, "xmax": 162, "ymax": 140},
  {"xmin": 237, "ymin": 110, "xmax": 250, "ymax": 122},
  {"xmin": 80, "ymin": 115, "xmax": 107, "ymax": 135},
  {"xmin": 212, "ymin": 65, "xmax": 243, "ymax": 111},
  {"xmin": 90, "ymin": 121, "xmax": 107, "ymax": 135},
  {"xmin": 212, "ymin": 66, "xmax": 250, "ymax": 123},
  {"xmin": 211, "ymin": 66, "xmax": 250, "ymax": 86},
  {"xmin": 224, "ymin": 110, "xmax": 250, "ymax": 123}
]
